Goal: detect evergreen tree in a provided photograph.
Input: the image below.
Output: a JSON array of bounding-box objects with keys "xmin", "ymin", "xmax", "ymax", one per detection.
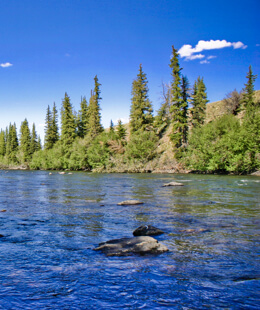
[
  {"xmin": 61, "ymin": 92, "xmax": 76, "ymax": 148},
  {"xmin": 6, "ymin": 123, "xmax": 19, "ymax": 162},
  {"xmin": 116, "ymin": 119, "xmax": 127, "ymax": 140},
  {"xmin": 0, "ymin": 130, "xmax": 6, "ymax": 156},
  {"xmin": 20, "ymin": 118, "xmax": 31, "ymax": 162},
  {"xmin": 169, "ymin": 45, "xmax": 185, "ymax": 148},
  {"xmin": 51, "ymin": 102, "xmax": 59, "ymax": 144},
  {"xmin": 242, "ymin": 65, "xmax": 258, "ymax": 114},
  {"xmin": 181, "ymin": 75, "xmax": 190, "ymax": 144},
  {"xmin": 130, "ymin": 64, "xmax": 153, "ymax": 134},
  {"xmin": 77, "ymin": 96, "xmax": 89, "ymax": 137},
  {"xmin": 191, "ymin": 77, "xmax": 208, "ymax": 128},
  {"xmin": 109, "ymin": 120, "xmax": 115, "ymax": 134},
  {"xmin": 44, "ymin": 105, "xmax": 53, "ymax": 149},
  {"xmin": 30, "ymin": 123, "xmax": 38, "ymax": 155},
  {"xmin": 88, "ymin": 76, "xmax": 103, "ymax": 137}
]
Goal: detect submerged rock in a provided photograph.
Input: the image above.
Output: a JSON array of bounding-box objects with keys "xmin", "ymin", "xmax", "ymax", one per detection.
[
  {"xmin": 117, "ymin": 200, "xmax": 144, "ymax": 206},
  {"xmin": 133, "ymin": 225, "xmax": 164, "ymax": 236},
  {"xmin": 94, "ymin": 236, "xmax": 168, "ymax": 256},
  {"xmin": 162, "ymin": 181, "xmax": 184, "ymax": 187}
]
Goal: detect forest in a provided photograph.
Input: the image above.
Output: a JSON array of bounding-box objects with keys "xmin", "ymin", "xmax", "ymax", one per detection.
[{"xmin": 0, "ymin": 46, "xmax": 259, "ymax": 174}]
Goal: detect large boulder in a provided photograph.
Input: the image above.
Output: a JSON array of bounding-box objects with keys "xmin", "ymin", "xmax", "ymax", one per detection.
[
  {"xmin": 133, "ymin": 225, "xmax": 164, "ymax": 236},
  {"xmin": 94, "ymin": 236, "xmax": 168, "ymax": 256},
  {"xmin": 162, "ymin": 181, "xmax": 184, "ymax": 187},
  {"xmin": 117, "ymin": 200, "xmax": 144, "ymax": 206}
]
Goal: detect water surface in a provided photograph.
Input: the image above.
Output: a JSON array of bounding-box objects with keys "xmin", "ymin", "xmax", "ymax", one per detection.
[{"xmin": 0, "ymin": 171, "xmax": 259, "ymax": 309}]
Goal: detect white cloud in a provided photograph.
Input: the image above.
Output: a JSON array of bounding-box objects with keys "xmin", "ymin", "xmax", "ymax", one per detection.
[
  {"xmin": 200, "ymin": 60, "xmax": 210, "ymax": 64},
  {"xmin": 178, "ymin": 39, "xmax": 247, "ymax": 62},
  {"xmin": 0, "ymin": 62, "xmax": 13, "ymax": 68},
  {"xmin": 185, "ymin": 54, "xmax": 205, "ymax": 61},
  {"xmin": 207, "ymin": 55, "xmax": 217, "ymax": 60}
]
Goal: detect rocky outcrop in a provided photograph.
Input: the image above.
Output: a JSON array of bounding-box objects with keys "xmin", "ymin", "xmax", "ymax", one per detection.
[
  {"xmin": 117, "ymin": 200, "xmax": 144, "ymax": 206},
  {"xmin": 94, "ymin": 236, "xmax": 168, "ymax": 256},
  {"xmin": 133, "ymin": 225, "xmax": 164, "ymax": 236}
]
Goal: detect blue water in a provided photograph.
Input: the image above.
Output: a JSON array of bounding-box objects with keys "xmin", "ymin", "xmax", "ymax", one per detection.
[{"xmin": 0, "ymin": 171, "xmax": 259, "ymax": 309}]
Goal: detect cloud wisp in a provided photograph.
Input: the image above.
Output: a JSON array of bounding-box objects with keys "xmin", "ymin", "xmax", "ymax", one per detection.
[
  {"xmin": 178, "ymin": 40, "xmax": 247, "ymax": 63},
  {"xmin": 0, "ymin": 62, "xmax": 13, "ymax": 68}
]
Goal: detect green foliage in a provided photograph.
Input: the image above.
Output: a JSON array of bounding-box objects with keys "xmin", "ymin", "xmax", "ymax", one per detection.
[
  {"xmin": 20, "ymin": 119, "xmax": 31, "ymax": 162},
  {"xmin": 77, "ymin": 96, "xmax": 89, "ymax": 137},
  {"xmin": 130, "ymin": 64, "xmax": 153, "ymax": 134},
  {"xmin": 126, "ymin": 130, "xmax": 158, "ymax": 162},
  {"xmin": 191, "ymin": 77, "xmax": 208, "ymax": 128},
  {"xmin": 0, "ymin": 130, "xmax": 6, "ymax": 156},
  {"xmin": 61, "ymin": 93, "xmax": 76, "ymax": 149},
  {"xmin": 87, "ymin": 76, "xmax": 103, "ymax": 137},
  {"xmin": 242, "ymin": 65, "xmax": 258, "ymax": 113},
  {"xmin": 116, "ymin": 119, "xmax": 127, "ymax": 141},
  {"xmin": 169, "ymin": 46, "xmax": 188, "ymax": 148}
]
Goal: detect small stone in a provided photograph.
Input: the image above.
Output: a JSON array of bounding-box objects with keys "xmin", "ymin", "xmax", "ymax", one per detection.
[
  {"xmin": 133, "ymin": 225, "xmax": 164, "ymax": 236},
  {"xmin": 162, "ymin": 181, "xmax": 184, "ymax": 187},
  {"xmin": 0, "ymin": 209, "xmax": 7, "ymax": 212},
  {"xmin": 117, "ymin": 200, "xmax": 144, "ymax": 206}
]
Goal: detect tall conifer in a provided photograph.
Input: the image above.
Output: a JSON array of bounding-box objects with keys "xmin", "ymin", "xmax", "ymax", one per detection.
[
  {"xmin": 20, "ymin": 118, "xmax": 31, "ymax": 162},
  {"xmin": 191, "ymin": 77, "xmax": 208, "ymax": 128},
  {"xmin": 0, "ymin": 130, "xmax": 6, "ymax": 156},
  {"xmin": 61, "ymin": 93, "xmax": 76, "ymax": 147},
  {"xmin": 77, "ymin": 96, "xmax": 89, "ymax": 137},
  {"xmin": 130, "ymin": 64, "xmax": 153, "ymax": 134},
  {"xmin": 88, "ymin": 76, "xmax": 103, "ymax": 137}
]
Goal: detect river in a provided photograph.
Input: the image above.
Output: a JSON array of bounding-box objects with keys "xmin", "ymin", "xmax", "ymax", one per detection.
[{"xmin": 0, "ymin": 171, "xmax": 259, "ymax": 309}]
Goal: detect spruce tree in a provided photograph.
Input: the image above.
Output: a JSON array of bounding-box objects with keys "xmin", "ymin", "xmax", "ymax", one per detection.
[
  {"xmin": 109, "ymin": 120, "xmax": 115, "ymax": 134},
  {"xmin": 191, "ymin": 77, "xmax": 208, "ymax": 128},
  {"xmin": 130, "ymin": 64, "xmax": 153, "ymax": 134},
  {"xmin": 77, "ymin": 96, "xmax": 89, "ymax": 137},
  {"xmin": 181, "ymin": 75, "xmax": 190, "ymax": 144},
  {"xmin": 88, "ymin": 76, "xmax": 103, "ymax": 137},
  {"xmin": 61, "ymin": 93, "xmax": 76, "ymax": 148},
  {"xmin": 0, "ymin": 130, "xmax": 6, "ymax": 156},
  {"xmin": 6, "ymin": 123, "xmax": 19, "ymax": 162},
  {"xmin": 20, "ymin": 118, "xmax": 31, "ymax": 162},
  {"xmin": 44, "ymin": 105, "xmax": 53, "ymax": 149},
  {"xmin": 30, "ymin": 123, "xmax": 38, "ymax": 155},
  {"xmin": 169, "ymin": 45, "xmax": 185, "ymax": 148},
  {"xmin": 242, "ymin": 65, "xmax": 258, "ymax": 114},
  {"xmin": 51, "ymin": 102, "xmax": 59, "ymax": 144},
  {"xmin": 116, "ymin": 119, "xmax": 127, "ymax": 140}
]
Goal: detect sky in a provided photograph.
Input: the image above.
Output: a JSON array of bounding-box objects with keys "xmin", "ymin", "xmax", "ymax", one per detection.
[{"xmin": 0, "ymin": 0, "xmax": 259, "ymax": 141}]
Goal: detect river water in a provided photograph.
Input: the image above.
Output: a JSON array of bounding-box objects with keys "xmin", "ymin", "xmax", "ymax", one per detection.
[{"xmin": 0, "ymin": 170, "xmax": 259, "ymax": 309}]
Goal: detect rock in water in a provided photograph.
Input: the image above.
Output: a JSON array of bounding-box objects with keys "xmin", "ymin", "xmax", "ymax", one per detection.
[
  {"xmin": 162, "ymin": 181, "xmax": 184, "ymax": 187},
  {"xmin": 133, "ymin": 225, "xmax": 164, "ymax": 236},
  {"xmin": 117, "ymin": 200, "xmax": 144, "ymax": 206},
  {"xmin": 94, "ymin": 236, "xmax": 168, "ymax": 256}
]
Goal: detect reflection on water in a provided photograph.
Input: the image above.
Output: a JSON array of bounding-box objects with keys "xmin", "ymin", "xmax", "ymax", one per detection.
[{"xmin": 0, "ymin": 171, "xmax": 259, "ymax": 309}]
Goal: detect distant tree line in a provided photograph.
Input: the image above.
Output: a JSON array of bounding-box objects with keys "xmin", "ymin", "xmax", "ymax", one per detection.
[{"xmin": 0, "ymin": 46, "xmax": 259, "ymax": 173}]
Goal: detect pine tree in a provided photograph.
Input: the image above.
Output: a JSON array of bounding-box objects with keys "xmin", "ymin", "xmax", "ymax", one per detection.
[
  {"xmin": 77, "ymin": 96, "xmax": 89, "ymax": 137},
  {"xmin": 191, "ymin": 77, "xmax": 208, "ymax": 128},
  {"xmin": 242, "ymin": 65, "xmax": 258, "ymax": 114},
  {"xmin": 30, "ymin": 123, "xmax": 38, "ymax": 155},
  {"xmin": 61, "ymin": 92, "xmax": 76, "ymax": 148},
  {"xmin": 130, "ymin": 64, "xmax": 153, "ymax": 134},
  {"xmin": 109, "ymin": 120, "xmax": 115, "ymax": 134},
  {"xmin": 88, "ymin": 76, "xmax": 103, "ymax": 137},
  {"xmin": 44, "ymin": 105, "xmax": 53, "ymax": 149},
  {"xmin": 169, "ymin": 45, "xmax": 184, "ymax": 148},
  {"xmin": 181, "ymin": 75, "xmax": 190, "ymax": 144},
  {"xmin": 20, "ymin": 118, "xmax": 31, "ymax": 162},
  {"xmin": 0, "ymin": 130, "xmax": 6, "ymax": 156},
  {"xmin": 51, "ymin": 102, "xmax": 59, "ymax": 144},
  {"xmin": 116, "ymin": 119, "xmax": 127, "ymax": 140},
  {"xmin": 6, "ymin": 123, "xmax": 19, "ymax": 162}
]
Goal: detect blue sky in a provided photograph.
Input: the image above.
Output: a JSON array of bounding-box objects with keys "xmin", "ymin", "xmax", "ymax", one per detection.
[{"xmin": 0, "ymin": 0, "xmax": 259, "ymax": 140}]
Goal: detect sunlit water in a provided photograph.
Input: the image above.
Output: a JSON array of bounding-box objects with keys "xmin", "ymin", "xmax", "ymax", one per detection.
[{"xmin": 0, "ymin": 170, "xmax": 259, "ymax": 309}]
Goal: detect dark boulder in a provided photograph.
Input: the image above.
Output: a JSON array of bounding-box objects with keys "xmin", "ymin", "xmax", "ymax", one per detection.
[
  {"xmin": 94, "ymin": 236, "xmax": 168, "ymax": 256},
  {"xmin": 133, "ymin": 225, "xmax": 164, "ymax": 236}
]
